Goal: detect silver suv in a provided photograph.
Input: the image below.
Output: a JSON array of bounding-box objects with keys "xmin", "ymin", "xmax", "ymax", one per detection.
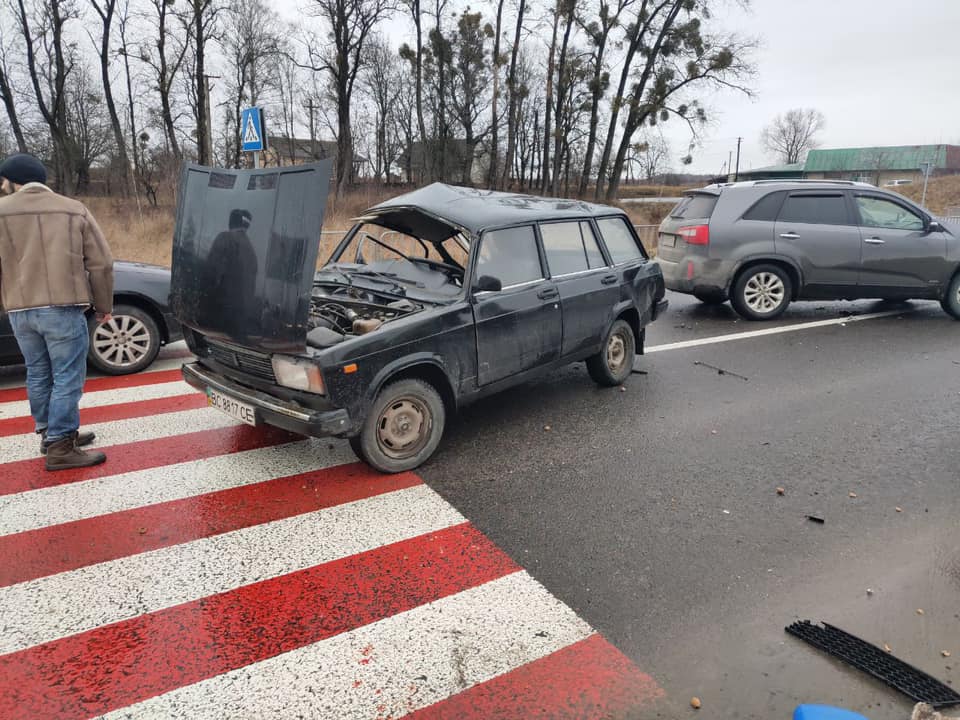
[{"xmin": 657, "ymin": 180, "xmax": 960, "ymax": 320}]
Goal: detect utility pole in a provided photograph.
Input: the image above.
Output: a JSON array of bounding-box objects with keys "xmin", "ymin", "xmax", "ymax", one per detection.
[
  {"xmin": 202, "ymin": 74, "xmax": 220, "ymax": 166},
  {"xmin": 307, "ymin": 98, "xmax": 317, "ymax": 160},
  {"xmin": 734, "ymin": 137, "xmax": 742, "ymax": 181},
  {"xmin": 920, "ymin": 161, "xmax": 933, "ymax": 207},
  {"xmin": 728, "ymin": 151, "xmax": 733, "ymax": 181}
]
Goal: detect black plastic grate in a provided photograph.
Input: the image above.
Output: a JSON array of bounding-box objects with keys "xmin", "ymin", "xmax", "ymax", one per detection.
[
  {"xmin": 786, "ymin": 620, "xmax": 960, "ymax": 708},
  {"xmin": 206, "ymin": 340, "xmax": 276, "ymax": 383}
]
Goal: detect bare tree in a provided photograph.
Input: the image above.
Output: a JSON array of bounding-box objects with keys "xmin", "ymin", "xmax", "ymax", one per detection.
[
  {"xmin": 485, "ymin": 0, "xmax": 504, "ymax": 187},
  {"xmin": 500, "ymin": 0, "xmax": 526, "ymax": 189},
  {"xmin": 539, "ymin": 0, "xmax": 561, "ymax": 192},
  {"xmin": 116, "ymin": 0, "xmax": 140, "ymax": 176},
  {"xmin": 633, "ymin": 131, "xmax": 671, "ymax": 181},
  {"xmin": 398, "ymin": 0, "xmax": 428, "ymax": 179},
  {"xmin": 0, "ymin": 17, "xmax": 28, "ymax": 153},
  {"xmin": 64, "ymin": 60, "xmax": 113, "ymax": 192},
  {"xmin": 302, "ymin": 0, "xmax": 395, "ymax": 197},
  {"xmin": 362, "ymin": 35, "xmax": 403, "ymax": 181},
  {"xmin": 182, "ymin": 0, "xmax": 223, "ymax": 165},
  {"xmin": 761, "ymin": 108, "xmax": 825, "ymax": 165},
  {"xmin": 450, "ymin": 10, "xmax": 492, "ymax": 184},
  {"xmin": 140, "ymin": 0, "xmax": 190, "ymax": 159},
  {"xmin": 548, "ymin": 0, "xmax": 576, "ymax": 195}
]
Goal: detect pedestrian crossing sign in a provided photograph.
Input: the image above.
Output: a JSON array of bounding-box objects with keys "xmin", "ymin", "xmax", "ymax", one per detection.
[{"xmin": 240, "ymin": 107, "xmax": 266, "ymax": 152}]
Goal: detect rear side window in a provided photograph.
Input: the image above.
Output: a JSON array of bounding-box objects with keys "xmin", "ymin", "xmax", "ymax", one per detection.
[
  {"xmin": 777, "ymin": 194, "xmax": 850, "ymax": 226},
  {"xmin": 669, "ymin": 193, "xmax": 718, "ymax": 220},
  {"xmin": 742, "ymin": 191, "xmax": 786, "ymax": 221},
  {"xmin": 596, "ymin": 217, "xmax": 645, "ymax": 264},
  {"xmin": 540, "ymin": 221, "xmax": 606, "ymax": 275},
  {"xmin": 475, "ymin": 225, "xmax": 543, "ymax": 288}
]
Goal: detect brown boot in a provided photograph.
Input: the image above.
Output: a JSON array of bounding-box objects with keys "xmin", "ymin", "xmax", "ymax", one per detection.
[
  {"xmin": 45, "ymin": 435, "xmax": 106, "ymax": 471},
  {"xmin": 39, "ymin": 429, "xmax": 96, "ymax": 456}
]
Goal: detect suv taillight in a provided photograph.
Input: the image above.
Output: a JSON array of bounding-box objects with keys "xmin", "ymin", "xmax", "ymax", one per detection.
[{"xmin": 678, "ymin": 224, "xmax": 709, "ymax": 245}]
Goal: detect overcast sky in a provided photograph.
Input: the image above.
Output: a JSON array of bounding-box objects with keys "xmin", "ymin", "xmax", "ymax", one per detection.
[{"xmin": 274, "ymin": 0, "xmax": 960, "ymax": 176}]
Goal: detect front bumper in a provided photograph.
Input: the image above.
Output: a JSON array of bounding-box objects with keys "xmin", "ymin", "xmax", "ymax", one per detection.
[{"xmin": 182, "ymin": 362, "xmax": 352, "ymax": 438}]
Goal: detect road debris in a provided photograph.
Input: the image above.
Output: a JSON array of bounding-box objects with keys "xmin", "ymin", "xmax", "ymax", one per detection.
[
  {"xmin": 690, "ymin": 697, "xmax": 702, "ymax": 709},
  {"xmin": 866, "ymin": 588, "xmax": 873, "ymax": 597},
  {"xmin": 137, "ymin": 527, "xmax": 147, "ymax": 535},
  {"xmin": 619, "ymin": 386, "xmax": 627, "ymax": 392},
  {"xmin": 543, "ymin": 425, "xmax": 551, "ymax": 432},
  {"xmin": 896, "ymin": 507, "xmax": 903, "ymax": 513},
  {"xmin": 918, "ymin": 609, "xmax": 925, "ymax": 616},
  {"xmin": 885, "ymin": 643, "xmax": 893, "ymax": 653},
  {"xmin": 693, "ymin": 360, "xmax": 749, "ymax": 382},
  {"xmin": 776, "ymin": 487, "xmax": 785, "ymax": 495},
  {"xmin": 943, "ymin": 651, "xmax": 952, "ymax": 658},
  {"xmin": 807, "ymin": 515, "xmax": 826, "ymax": 524},
  {"xmin": 849, "ymin": 492, "xmax": 858, "ymax": 498}
]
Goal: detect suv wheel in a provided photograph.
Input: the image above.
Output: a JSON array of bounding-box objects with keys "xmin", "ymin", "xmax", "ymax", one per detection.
[
  {"xmin": 352, "ymin": 378, "xmax": 446, "ymax": 473},
  {"xmin": 87, "ymin": 303, "xmax": 161, "ymax": 375},
  {"xmin": 941, "ymin": 273, "xmax": 960, "ymax": 320},
  {"xmin": 731, "ymin": 265, "xmax": 792, "ymax": 321},
  {"xmin": 587, "ymin": 319, "xmax": 635, "ymax": 386}
]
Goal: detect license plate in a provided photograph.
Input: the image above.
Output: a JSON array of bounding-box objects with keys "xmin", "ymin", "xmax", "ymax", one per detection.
[
  {"xmin": 207, "ymin": 388, "xmax": 257, "ymax": 426},
  {"xmin": 659, "ymin": 234, "xmax": 676, "ymax": 248}
]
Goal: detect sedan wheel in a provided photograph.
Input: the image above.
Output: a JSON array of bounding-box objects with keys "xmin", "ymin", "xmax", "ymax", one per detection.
[
  {"xmin": 87, "ymin": 304, "xmax": 161, "ymax": 375},
  {"xmin": 587, "ymin": 319, "xmax": 636, "ymax": 386},
  {"xmin": 731, "ymin": 265, "xmax": 792, "ymax": 321}
]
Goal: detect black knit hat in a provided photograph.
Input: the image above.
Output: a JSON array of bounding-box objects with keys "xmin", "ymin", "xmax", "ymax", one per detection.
[{"xmin": 0, "ymin": 154, "xmax": 47, "ymax": 186}]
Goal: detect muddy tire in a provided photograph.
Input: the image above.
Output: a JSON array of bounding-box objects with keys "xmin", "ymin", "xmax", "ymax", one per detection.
[
  {"xmin": 731, "ymin": 264, "xmax": 792, "ymax": 321},
  {"xmin": 354, "ymin": 379, "xmax": 446, "ymax": 473},
  {"xmin": 587, "ymin": 319, "xmax": 635, "ymax": 387},
  {"xmin": 941, "ymin": 272, "xmax": 960, "ymax": 320}
]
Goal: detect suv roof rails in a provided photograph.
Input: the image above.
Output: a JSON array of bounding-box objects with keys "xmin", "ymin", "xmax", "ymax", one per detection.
[{"xmin": 750, "ymin": 179, "xmax": 875, "ymax": 187}]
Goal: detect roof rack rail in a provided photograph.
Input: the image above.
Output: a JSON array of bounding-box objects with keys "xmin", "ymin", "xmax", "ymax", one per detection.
[{"xmin": 750, "ymin": 179, "xmax": 872, "ymax": 187}]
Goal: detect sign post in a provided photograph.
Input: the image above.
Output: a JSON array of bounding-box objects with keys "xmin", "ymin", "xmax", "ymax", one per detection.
[
  {"xmin": 240, "ymin": 107, "xmax": 266, "ymax": 168},
  {"xmin": 919, "ymin": 161, "xmax": 933, "ymax": 209}
]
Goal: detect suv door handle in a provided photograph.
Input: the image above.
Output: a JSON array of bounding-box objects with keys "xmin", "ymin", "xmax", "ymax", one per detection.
[
  {"xmin": 537, "ymin": 287, "xmax": 559, "ymax": 300},
  {"xmin": 779, "ymin": 232, "xmax": 800, "ymax": 239},
  {"xmin": 601, "ymin": 274, "xmax": 618, "ymax": 285},
  {"xmin": 863, "ymin": 237, "xmax": 885, "ymax": 245}
]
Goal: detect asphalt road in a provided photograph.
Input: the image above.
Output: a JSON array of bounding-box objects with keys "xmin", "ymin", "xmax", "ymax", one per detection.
[{"xmin": 420, "ymin": 292, "xmax": 960, "ymax": 719}]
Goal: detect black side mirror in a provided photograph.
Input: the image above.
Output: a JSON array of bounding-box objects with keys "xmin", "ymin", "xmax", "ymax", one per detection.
[
  {"xmin": 927, "ymin": 219, "xmax": 943, "ymax": 233},
  {"xmin": 473, "ymin": 275, "xmax": 502, "ymax": 293}
]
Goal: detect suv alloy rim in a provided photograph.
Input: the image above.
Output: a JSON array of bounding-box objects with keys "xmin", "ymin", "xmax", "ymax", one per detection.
[
  {"xmin": 744, "ymin": 272, "xmax": 785, "ymax": 314},
  {"xmin": 376, "ymin": 396, "xmax": 432, "ymax": 460},
  {"xmin": 92, "ymin": 314, "xmax": 152, "ymax": 368}
]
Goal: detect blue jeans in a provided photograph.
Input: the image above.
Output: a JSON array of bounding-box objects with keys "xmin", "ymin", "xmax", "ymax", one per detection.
[{"xmin": 9, "ymin": 306, "xmax": 90, "ymax": 442}]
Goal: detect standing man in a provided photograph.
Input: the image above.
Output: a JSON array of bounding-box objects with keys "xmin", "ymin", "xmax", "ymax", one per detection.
[{"xmin": 0, "ymin": 154, "xmax": 114, "ymax": 470}]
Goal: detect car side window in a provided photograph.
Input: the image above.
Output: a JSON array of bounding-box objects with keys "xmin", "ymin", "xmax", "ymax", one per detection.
[
  {"xmin": 475, "ymin": 225, "xmax": 543, "ymax": 288},
  {"xmin": 540, "ymin": 221, "xmax": 606, "ymax": 276},
  {"xmin": 596, "ymin": 216, "xmax": 646, "ymax": 264},
  {"xmin": 743, "ymin": 191, "xmax": 786, "ymax": 221},
  {"xmin": 777, "ymin": 194, "xmax": 850, "ymax": 226},
  {"xmin": 855, "ymin": 196, "xmax": 924, "ymax": 231}
]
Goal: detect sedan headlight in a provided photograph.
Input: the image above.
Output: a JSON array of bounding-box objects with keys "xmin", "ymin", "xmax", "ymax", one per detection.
[{"xmin": 271, "ymin": 355, "xmax": 326, "ymax": 394}]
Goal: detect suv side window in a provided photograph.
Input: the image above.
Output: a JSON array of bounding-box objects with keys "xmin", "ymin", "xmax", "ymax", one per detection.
[
  {"xmin": 475, "ymin": 225, "xmax": 544, "ymax": 288},
  {"xmin": 855, "ymin": 195, "xmax": 924, "ymax": 231},
  {"xmin": 540, "ymin": 221, "xmax": 606, "ymax": 276},
  {"xmin": 596, "ymin": 216, "xmax": 646, "ymax": 263},
  {"xmin": 777, "ymin": 193, "xmax": 850, "ymax": 225},
  {"xmin": 743, "ymin": 191, "xmax": 786, "ymax": 221}
]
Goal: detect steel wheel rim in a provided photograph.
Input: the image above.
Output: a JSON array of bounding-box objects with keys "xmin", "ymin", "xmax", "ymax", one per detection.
[
  {"xmin": 92, "ymin": 315, "xmax": 152, "ymax": 368},
  {"xmin": 376, "ymin": 396, "xmax": 432, "ymax": 460},
  {"xmin": 744, "ymin": 272, "xmax": 785, "ymax": 314},
  {"xmin": 607, "ymin": 331, "xmax": 628, "ymax": 374}
]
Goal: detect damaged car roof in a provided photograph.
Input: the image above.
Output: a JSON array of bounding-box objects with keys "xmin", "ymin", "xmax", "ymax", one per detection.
[{"xmin": 365, "ymin": 183, "xmax": 627, "ymax": 242}]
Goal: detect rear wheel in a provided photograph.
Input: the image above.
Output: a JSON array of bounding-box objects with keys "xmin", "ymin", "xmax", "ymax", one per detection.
[
  {"xmin": 352, "ymin": 379, "xmax": 446, "ymax": 473},
  {"xmin": 731, "ymin": 265, "xmax": 792, "ymax": 321},
  {"xmin": 941, "ymin": 273, "xmax": 960, "ymax": 319},
  {"xmin": 87, "ymin": 304, "xmax": 161, "ymax": 375},
  {"xmin": 587, "ymin": 319, "xmax": 635, "ymax": 386}
]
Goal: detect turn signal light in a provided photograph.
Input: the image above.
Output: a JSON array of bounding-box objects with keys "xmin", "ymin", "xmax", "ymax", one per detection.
[{"xmin": 678, "ymin": 224, "xmax": 710, "ymax": 245}]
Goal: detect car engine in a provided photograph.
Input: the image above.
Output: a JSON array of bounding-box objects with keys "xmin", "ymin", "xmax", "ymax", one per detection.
[{"xmin": 307, "ymin": 287, "xmax": 422, "ymax": 349}]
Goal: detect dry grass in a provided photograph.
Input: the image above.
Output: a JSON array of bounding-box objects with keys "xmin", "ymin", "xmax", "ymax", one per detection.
[{"xmin": 887, "ymin": 175, "xmax": 960, "ymax": 215}]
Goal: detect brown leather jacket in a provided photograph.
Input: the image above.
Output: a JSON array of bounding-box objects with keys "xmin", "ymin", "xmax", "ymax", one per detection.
[{"xmin": 0, "ymin": 184, "xmax": 114, "ymax": 314}]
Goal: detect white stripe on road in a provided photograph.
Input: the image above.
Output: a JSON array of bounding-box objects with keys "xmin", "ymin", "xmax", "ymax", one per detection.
[
  {"xmin": 0, "ymin": 484, "xmax": 464, "ymax": 654},
  {"xmin": 0, "ymin": 440, "xmax": 355, "ymax": 535},
  {"xmin": 0, "ymin": 406, "xmax": 239, "ymax": 464},
  {"xmin": 0, "ymin": 381, "xmax": 193, "ymax": 420},
  {"xmin": 101, "ymin": 572, "xmax": 594, "ymax": 720},
  {"xmin": 645, "ymin": 309, "xmax": 907, "ymax": 354}
]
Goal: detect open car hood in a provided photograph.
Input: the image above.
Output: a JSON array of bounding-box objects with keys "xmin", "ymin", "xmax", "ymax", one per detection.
[{"xmin": 170, "ymin": 161, "xmax": 333, "ymax": 353}]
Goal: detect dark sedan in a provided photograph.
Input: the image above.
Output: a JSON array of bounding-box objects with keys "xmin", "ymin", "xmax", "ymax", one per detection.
[
  {"xmin": 172, "ymin": 162, "xmax": 667, "ymax": 473},
  {"xmin": 1, "ymin": 260, "xmax": 182, "ymax": 374}
]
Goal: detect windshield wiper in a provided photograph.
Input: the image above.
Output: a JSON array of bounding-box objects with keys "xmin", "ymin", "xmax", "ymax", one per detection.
[{"xmin": 349, "ymin": 269, "xmax": 407, "ymax": 296}]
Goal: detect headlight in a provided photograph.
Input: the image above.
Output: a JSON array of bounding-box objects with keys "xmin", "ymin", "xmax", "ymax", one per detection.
[{"xmin": 271, "ymin": 355, "xmax": 326, "ymax": 394}]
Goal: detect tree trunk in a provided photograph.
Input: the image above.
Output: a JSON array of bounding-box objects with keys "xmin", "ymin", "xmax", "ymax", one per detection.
[
  {"xmin": 540, "ymin": 1, "xmax": 560, "ymax": 193},
  {"xmin": 194, "ymin": 1, "xmax": 210, "ymax": 165},
  {"xmin": 550, "ymin": 2, "xmax": 574, "ymax": 196},
  {"xmin": 91, "ymin": 0, "xmax": 134, "ymax": 196},
  {"xmin": 156, "ymin": 0, "xmax": 182, "ymax": 159},
  {"xmin": 411, "ymin": 1, "xmax": 428, "ymax": 181},
  {"xmin": 577, "ymin": 10, "xmax": 612, "ymax": 198},
  {"xmin": 500, "ymin": 0, "xmax": 524, "ymax": 190},
  {"xmin": 0, "ymin": 65, "xmax": 28, "ymax": 152},
  {"xmin": 118, "ymin": 2, "xmax": 140, "ymax": 177},
  {"xmin": 485, "ymin": 0, "xmax": 504, "ymax": 188}
]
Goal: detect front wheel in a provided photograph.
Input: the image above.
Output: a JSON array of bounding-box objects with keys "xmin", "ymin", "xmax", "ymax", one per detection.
[
  {"xmin": 941, "ymin": 273, "xmax": 960, "ymax": 319},
  {"xmin": 731, "ymin": 265, "xmax": 792, "ymax": 321},
  {"xmin": 87, "ymin": 304, "xmax": 161, "ymax": 374},
  {"xmin": 587, "ymin": 319, "xmax": 636, "ymax": 386},
  {"xmin": 353, "ymin": 379, "xmax": 446, "ymax": 473}
]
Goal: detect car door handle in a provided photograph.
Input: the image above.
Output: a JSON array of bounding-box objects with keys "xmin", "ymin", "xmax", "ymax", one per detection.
[
  {"xmin": 601, "ymin": 274, "xmax": 618, "ymax": 285},
  {"xmin": 537, "ymin": 287, "xmax": 559, "ymax": 300},
  {"xmin": 779, "ymin": 232, "xmax": 800, "ymax": 239},
  {"xmin": 863, "ymin": 237, "xmax": 885, "ymax": 245}
]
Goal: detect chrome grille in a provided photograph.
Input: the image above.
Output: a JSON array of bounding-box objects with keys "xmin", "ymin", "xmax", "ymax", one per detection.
[{"xmin": 207, "ymin": 340, "xmax": 276, "ymax": 382}]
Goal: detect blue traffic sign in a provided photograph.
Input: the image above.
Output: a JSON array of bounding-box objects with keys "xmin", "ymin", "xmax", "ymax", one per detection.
[{"xmin": 240, "ymin": 108, "xmax": 266, "ymax": 152}]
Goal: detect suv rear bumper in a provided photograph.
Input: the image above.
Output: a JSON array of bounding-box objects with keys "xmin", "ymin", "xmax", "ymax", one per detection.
[
  {"xmin": 182, "ymin": 361, "xmax": 352, "ymax": 438},
  {"xmin": 658, "ymin": 256, "xmax": 730, "ymax": 298}
]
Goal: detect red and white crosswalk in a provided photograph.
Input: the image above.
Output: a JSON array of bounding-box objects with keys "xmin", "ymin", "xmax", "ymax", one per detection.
[{"xmin": 0, "ymin": 348, "xmax": 665, "ymax": 719}]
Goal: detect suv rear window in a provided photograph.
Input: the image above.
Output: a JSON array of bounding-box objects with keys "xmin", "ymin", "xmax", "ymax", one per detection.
[
  {"xmin": 777, "ymin": 194, "xmax": 850, "ymax": 226},
  {"xmin": 670, "ymin": 193, "xmax": 718, "ymax": 219}
]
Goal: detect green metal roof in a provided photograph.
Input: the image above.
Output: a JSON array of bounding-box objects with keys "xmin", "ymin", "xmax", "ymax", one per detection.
[
  {"xmin": 740, "ymin": 162, "xmax": 805, "ymax": 176},
  {"xmin": 804, "ymin": 145, "xmax": 949, "ymax": 172}
]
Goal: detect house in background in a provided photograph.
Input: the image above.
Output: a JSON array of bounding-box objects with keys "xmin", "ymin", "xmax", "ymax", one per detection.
[
  {"xmin": 263, "ymin": 136, "xmax": 368, "ymax": 178},
  {"xmin": 734, "ymin": 144, "xmax": 960, "ymax": 185},
  {"xmin": 398, "ymin": 139, "xmax": 488, "ymax": 186}
]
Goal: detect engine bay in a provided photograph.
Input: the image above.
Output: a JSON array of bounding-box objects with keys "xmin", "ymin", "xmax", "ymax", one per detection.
[{"xmin": 307, "ymin": 284, "xmax": 423, "ymax": 349}]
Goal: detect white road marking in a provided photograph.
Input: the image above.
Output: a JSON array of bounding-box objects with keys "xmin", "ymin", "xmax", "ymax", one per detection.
[
  {"xmin": 0, "ymin": 440, "xmax": 356, "ymax": 535},
  {"xmin": 0, "ymin": 484, "xmax": 464, "ymax": 654},
  {"xmin": 0, "ymin": 381, "xmax": 193, "ymax": 420},
  {"xmin": 101, "ymin": 572, "xmax": 594, "ymax": 720},
  {"xmin": 645, "ymin": 309, "xmax": 908, "ymax": 354}
]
